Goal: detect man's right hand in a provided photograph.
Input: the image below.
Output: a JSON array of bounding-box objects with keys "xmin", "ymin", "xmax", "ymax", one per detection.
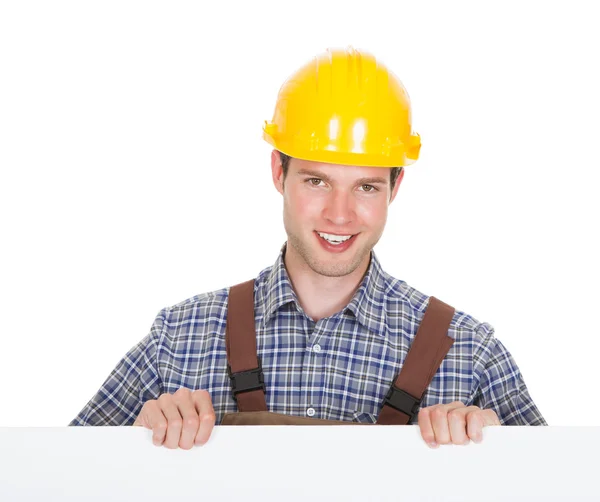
[{"xmin": 133, "ymin": 388, "xmax": 216, "ymax": 449}]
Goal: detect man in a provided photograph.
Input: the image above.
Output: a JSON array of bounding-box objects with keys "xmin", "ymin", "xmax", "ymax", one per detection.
[{"xmin": 70, "ymin": 46, "xmax": 546, "ymax": 449}]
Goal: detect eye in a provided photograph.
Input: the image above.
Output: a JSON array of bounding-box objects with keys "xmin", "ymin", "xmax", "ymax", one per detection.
[
  {"xmin": 307, "ymin": 178, "xmax": 324, "ymax": 186},
  {"xmin": 359, "ymin": 184, "xmax": 377, "ymax": 192}
]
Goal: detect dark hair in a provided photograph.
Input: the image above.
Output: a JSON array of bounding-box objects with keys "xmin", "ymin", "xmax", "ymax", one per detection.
[{"xmin": 278, "ymin": 151, "xmax": 403, "ymax": 191}]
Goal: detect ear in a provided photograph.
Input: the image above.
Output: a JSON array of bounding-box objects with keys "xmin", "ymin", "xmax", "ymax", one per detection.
[
  {"xmin": 271, "ymin": 149, "xmax": 285, "ymax": 195},
  {"xmin": 389, "ymin": 168, "xmax": 405, "ymax": 204}
]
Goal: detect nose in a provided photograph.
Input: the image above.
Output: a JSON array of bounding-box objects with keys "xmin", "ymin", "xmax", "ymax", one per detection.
[{"xmin": 322, "ymin": 189, "xmax": 355, "ymax": 226}]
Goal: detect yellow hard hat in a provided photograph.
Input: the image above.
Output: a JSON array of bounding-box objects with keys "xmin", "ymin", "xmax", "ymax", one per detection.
[{"xmin": 263, "ymin": 46, "xmax": 421, "ymax": 168}]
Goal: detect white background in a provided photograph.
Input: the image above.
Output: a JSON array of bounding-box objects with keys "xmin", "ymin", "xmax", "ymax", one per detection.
[{"xmin": 0, "ymin": 1, "xmax": 598, "ymax": 427}]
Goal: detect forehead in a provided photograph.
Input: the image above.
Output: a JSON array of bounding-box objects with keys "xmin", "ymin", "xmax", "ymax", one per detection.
[{"xmin": 289, "ymin": 157, "xmax": 391, "ymax": 183}]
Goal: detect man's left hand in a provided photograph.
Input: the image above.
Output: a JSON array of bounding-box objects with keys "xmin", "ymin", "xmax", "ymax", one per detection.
[{"xmin": 417, "ymin": 401, "xmax": 500, "ymax": 448}]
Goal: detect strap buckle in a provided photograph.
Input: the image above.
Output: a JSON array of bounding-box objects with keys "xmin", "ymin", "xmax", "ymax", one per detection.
[
  {"xmin": 384, "ymin": 385, "xmax": 421, "ymax": 420},
  {"xmin": 227, "ymin": 358, "xmax": 266, "ymax": 401}
]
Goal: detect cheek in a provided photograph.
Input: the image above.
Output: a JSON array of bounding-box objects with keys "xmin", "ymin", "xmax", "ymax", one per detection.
[
  {"xmin": 356, "ymin": 200, "xmax": 387, "ymax": 226},
  {"xmin": 285, "ymin": 189, "xmax": 322, "ymax": 223}
]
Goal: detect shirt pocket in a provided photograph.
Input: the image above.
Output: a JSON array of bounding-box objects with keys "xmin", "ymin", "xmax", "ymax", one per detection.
[{"xmin": 352, "ymin": 411, "xmax": 377, "ymax": 424}]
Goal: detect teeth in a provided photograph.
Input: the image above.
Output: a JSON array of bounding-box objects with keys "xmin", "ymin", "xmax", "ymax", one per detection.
[{"xmin": 317, "ymin": 232, "xmax": 353, "ymax": 244}]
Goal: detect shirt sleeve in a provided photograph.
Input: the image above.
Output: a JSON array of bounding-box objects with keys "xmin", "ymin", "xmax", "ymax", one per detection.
[
  {"xmin": 473, "ymin": 331, "xmax": 547, "ymax": 425},
  {"xmin": 68, "ymin": 309, "xmax": 167, "ymax": 426}
]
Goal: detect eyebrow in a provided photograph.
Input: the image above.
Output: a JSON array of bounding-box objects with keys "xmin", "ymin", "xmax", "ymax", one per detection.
[{"xmin": 296, "ymin": 169, "xmax": 388, "ymax": 186}]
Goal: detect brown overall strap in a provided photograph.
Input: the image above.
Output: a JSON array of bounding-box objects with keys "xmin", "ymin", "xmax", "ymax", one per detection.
[
  {"xmin": 376, "ymin": 296, "xmax": 455, "ymax": 425},
  {"xmin": 226, "ymin": 279, "xmax": 268, "ymax": 412}
]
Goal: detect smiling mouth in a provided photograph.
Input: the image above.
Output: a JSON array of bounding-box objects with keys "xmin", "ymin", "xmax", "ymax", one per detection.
[{"xmin": 316, "ymin": 231, "xmax": 356, "ymax": 245}]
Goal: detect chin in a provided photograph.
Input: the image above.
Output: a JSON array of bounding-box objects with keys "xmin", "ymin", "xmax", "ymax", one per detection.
[{"xmin": 313, "ymin": 257, "xmax": 366, "ymax": 278}]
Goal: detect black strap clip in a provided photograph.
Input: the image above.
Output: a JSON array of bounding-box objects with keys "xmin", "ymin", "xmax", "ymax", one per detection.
[
  {"xmin": 227, "ymin": 358, "xmax": 266, "ymax": 401},
  {"xmin": 384, "ymin": 385, "xmax": 421, "ymax": 420}
]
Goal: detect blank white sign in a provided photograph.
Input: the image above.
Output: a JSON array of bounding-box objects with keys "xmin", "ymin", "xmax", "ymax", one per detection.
[{"xmin": 0, "ymin": 426, "xmax": 598, "ymax": 501}]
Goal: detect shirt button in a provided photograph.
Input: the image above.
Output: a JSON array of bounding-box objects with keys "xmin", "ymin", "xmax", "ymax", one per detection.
[
  {"xmin": 312, "ymin": 344, "xmax": 321, "ymax": 353},
  {"xmin": 306, "ymin": 407, "xmax": 316, "ymax": 417}
]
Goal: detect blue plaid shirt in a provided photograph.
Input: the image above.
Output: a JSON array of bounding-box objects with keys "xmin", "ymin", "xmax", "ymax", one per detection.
[{"xmin": 70, "ymin": 245, "xmax": 547, "ymax": 427}]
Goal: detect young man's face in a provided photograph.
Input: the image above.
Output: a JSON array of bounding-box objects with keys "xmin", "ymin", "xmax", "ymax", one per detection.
[{"xmin": 271, "ymin": 151, "xmax": 403, "ymax": 278}]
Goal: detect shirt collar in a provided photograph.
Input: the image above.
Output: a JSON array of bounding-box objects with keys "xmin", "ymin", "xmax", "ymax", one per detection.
[
  {"xmin": 344, "ymin": 251, "xmax": 388, "ymax": 338},
  {"xmin": 260, "ymin": 243, "xmax": 388, "ymax": 338},
  {"xmin": 261, "ymin": 243, "xmax": 300, "ymax": 326}
]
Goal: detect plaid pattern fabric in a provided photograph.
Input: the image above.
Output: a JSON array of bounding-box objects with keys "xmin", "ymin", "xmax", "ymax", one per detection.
[{"xmin": 70, "ymin": 245, "xmax": 547, "ymax": 427}]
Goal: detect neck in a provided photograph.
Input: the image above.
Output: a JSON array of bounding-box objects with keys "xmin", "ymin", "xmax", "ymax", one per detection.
[{"xmin": 283, "ymin": 243, "xmax": 370, "ymax": 322}]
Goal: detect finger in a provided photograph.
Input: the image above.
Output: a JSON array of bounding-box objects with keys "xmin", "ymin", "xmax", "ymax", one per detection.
[
  {"xmin": 139, "ymin": 400, "xmax": 168, "ymax": 446},
  {"xmin": 466, "ymin": 412, "xmax": 485, "ymax": 443},
  {"xmin": 448, "ymin": 406, "xmax": 480, "ymax": 445},
  {"xmin": 158, "ymin": 394, "xmax": 184, "ymax": 449},
  {"xmin": 174, "ymin": 389, "xmax": 200, "ymax": 450},
  {"xmin": 431, "ymin": 401, "xmax": 465, "ymax": 445},
  {"xmin": 468, "ymin": 409, "xmax": 501, "ymax": 443},
  {"xmin": 481, "ymin": 409, "xmax": 501, "ymax": 426},
  {"xmin": 417, "ymin": 408, "xmax": 438, "ymax": 448},
  {"xmin": 133, "ymin": 400, "xmax": 157, "ymax": 429},
  {"xmin": 193, "ymin": 390, "xmax": 216, "ymax": 446}
]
